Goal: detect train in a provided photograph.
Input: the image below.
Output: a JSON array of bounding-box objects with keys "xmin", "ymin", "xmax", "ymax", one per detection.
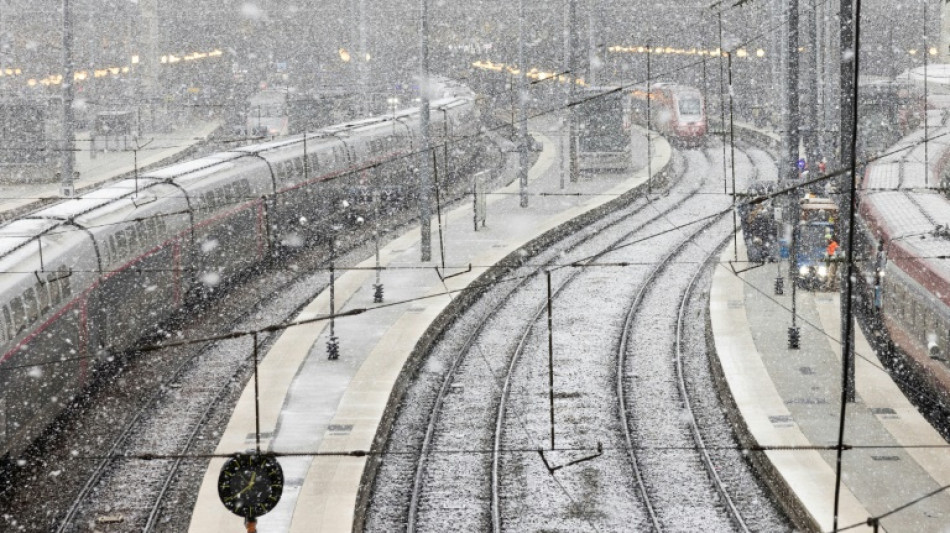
[
  {"xmin": 793, "ymin": 196, "xmax": 840, "ymax": 290},
  {"xmin": 855, "ymin": 125, "xmax": 950, "ymax": 412},
  {"xmin": 575, "ymin": 86, "xmax": 632, "ymax": 172},
  {"xmin": 0, "ymin": 79, "xmax": 478, "ymax": 464},
  {"xmin": 629, "ymin": 82, "xmax": 707, "ymax": 145}
]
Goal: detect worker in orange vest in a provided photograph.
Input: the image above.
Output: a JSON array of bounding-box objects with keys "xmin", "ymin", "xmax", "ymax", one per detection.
[
  {"xmin": 827, "ymin": 238, "xmax": 839, "ymax": 257},
  {"xmin": 826, "ymin": 237, "xmax": 839, "ymax": 289}
]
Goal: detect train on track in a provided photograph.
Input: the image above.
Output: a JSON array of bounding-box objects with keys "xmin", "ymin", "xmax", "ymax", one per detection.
[
  {"xmin": 629, "ymin": 82, "xmax": 707, "ymax": 145},
  {"xmin": 0, "ymin": 79, "xmax": 478, "ymax": 465},
  {"xmin": 575, "ymin": 86, "xmax": 632, "ymax": 172},
  {"xmin": 855, "ymin": 126, "xmax": 950, "ymax": 412}
]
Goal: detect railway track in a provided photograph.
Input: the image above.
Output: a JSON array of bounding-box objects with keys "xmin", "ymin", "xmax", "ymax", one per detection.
[{"xmin": 366, "ymin": 142, "xmax": 791, "ymax": 531}]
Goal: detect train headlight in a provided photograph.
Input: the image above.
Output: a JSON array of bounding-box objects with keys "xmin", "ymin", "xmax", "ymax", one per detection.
[
  {"xmin": 799, "ymin": 266, "xmax": 809, "ymax": 276},
  {"xmin": 817, "ymin": 265, "xmax": 828, "ymax": 277}
]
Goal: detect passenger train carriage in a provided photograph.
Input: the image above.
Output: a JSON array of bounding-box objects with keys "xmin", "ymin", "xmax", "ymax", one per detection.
[
  {"xmin": 0, "ymin": 79, "xmax": 477, "ymax": 462},
  {"xmin": 856, "ymin": 126, "xmax": 950, "ymax": 409}
]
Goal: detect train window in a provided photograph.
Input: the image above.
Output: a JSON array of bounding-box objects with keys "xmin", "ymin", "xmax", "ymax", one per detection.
[
  {"xmin": 141, "ymin": 219, "xmax": 154, "ymax": 242},
  {"xmin": 1, "ymin": 306, "xmax": 12, "ymax": 341},
  {"xmin": 116, "ymin": 231, "xmax": 128, "ymax": 257},
  {"xmin": 48, "ymin": 272, "xmax": 61, "ymax": 305},
  {"xmin": 107, "ymin": 235, "xmax": 118, "ymax": 264},
  {"xmin": 279, "ymin": 161, "xmax": 292, "ymax": 179},
  {"xmin": 22, "ymin": 287, "xmax": 38, "ymax": 325},
  {"xmin": 896, "ymin": 285, "xmax": 910, "ymax": 326},
  {"xmin": 910, "ymin": 297, "xmax": 918, "ymax": 329},
  {"xmin": 59, "ymin": 268, "xmax": 72, "ymax": 298},
  {"xmin": 35, "ymin": 281, "xmax": 50, "ymax": 316},
  {"xmin": 9, "ymin": 296, "xmax": 25, "ymax": 334},
  {"xmin": 923, "ymin": 306, "xmax": 932, "ymax": 339},
  {"xmin": 127, "ymin": 226, "xmax": 140, "ymax": 252}
]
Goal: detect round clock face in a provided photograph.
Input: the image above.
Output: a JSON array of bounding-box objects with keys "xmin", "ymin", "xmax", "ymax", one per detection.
[{"xmin": 218, "ymin": 453, "xmax": 284, "ymax": 519}]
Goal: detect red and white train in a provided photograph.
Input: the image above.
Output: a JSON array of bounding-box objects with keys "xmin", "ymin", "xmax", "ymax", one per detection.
[
  {"xmin": 629, "ymin": 82, "xmax": 707, "ymax": 145},
  {"xmin": 856, "ymin": 126, "xmax": 950, "ymax": 408},
  {"xmin": 0, "ymin": 79, "xmax": 477, "ymax": 465}
]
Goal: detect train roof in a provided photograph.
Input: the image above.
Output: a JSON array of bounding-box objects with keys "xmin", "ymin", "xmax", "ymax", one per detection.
[
  {"xmin": 862, "ymin": 124, "xmax": 950, "ymax": 290},
  {"xmin": 0, "ymin": 219, "xmax": 61, "ymax": 257},
  {"xmin": 142, "ymin": 152, "xmax": 243, "ymax": 180}
]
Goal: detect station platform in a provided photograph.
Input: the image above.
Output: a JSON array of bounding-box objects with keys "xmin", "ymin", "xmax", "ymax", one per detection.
[
  {"xmin": 711, "ymin": 236, "xmax": 950, "ymax": 532},
  {"xmin": 0, "ymin": 120, "xmax": 221, "ymax": 216},
  {"xmin": 187, "ymin": 119, "xmax": 672, "ymax": 531}
]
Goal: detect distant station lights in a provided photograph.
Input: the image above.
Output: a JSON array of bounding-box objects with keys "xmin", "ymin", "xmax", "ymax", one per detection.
[
  {"xmin": 471, "ymin": 60, "xmax": 586, "ymax": 86},
  {"xmin": 607, "ymin": 45, "xmax": 764, "ymax": 58},
  {"xmin": 7, "ymin": 48, "xmax": 224, "ymax": 88}
]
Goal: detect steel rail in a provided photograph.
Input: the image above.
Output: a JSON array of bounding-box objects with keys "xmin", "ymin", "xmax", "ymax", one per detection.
[
  {"xmin": 615, "ymin": 209, "xmax": 724, "ymax": 533},
  {"xmin": 489, "ymin": 153, "xmax": 701, "ymax": 532},
  {"xmin": 674, "ymin": 235, "xmax": 751, "ymax": 532},
  {"xmin": 406, "ymin": 191, "xmax": 660, "ymax": 532}
]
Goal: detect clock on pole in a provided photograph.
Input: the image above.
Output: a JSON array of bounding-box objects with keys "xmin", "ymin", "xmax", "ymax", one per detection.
[{"xmin": 218, "ymin": 453, "xmax": 284, "ymax": 531}]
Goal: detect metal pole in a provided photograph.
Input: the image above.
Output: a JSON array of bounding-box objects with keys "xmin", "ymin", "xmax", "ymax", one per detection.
[
  {"xmin": 788, "ymin": 0, "xmax": 802, "ymax": 352},
  {"xmin": 374, "ymin": 190, "xmax": 383, "ymax": 303},
  {"xmin": 358, "ymin": 0, "xmax": 369, "ymax": 115},
  {"xmin": 728, "ymin": 52, "xmax": 738, "ymax": 261},
  {"xmin": 252, "ymin": 332, "xmax": 261, "ymax": 454},
  {"xmin": 803, "ymin": 0, "xmax": 820, "ymax": 168},
  {"xmin": 833, "ymin": 0, "xmax": 863, "ymax": 529},
  {"xmin": 561, "ymin": 0, "xmax": 571, "ymax": 190},
  {"xmin": 419, "ymin": 0, "xmax": 433, "ymax": 261},
  {"xmin": 546, "ymin": 271, "xmax": 555, "ymax": 451},
  {"xmin": 786, "ymin": 0, "xmax": 800, "ymax": 184},
  {"xmin": 837, "ymin": 0, "xmax": 855, "ymax": 405},
  {"xmin": 568, "ymin": 0, "xmax": 579, "ymax": 182},
  {"xmin": 718, "ymin": 12, "xmax": 729, "ymax": 195},
  {"xmin": 588, "ymin": 0, "xmax": 598, "ymax": 86},
  {"xmin": 646, "ymin": 43, "xmax": 652, "ymax": 194},
  {"xmin": 327, "ymin": 230, "xmax": 340, "ymax": 360},
  {"xmin": 924, "ymin": 0, "xmax": 929, "ymax": 186},
  {"xmin": 838, "ymin": 0, "xmax": 855, "ymax": 174},
  {"xmin": 61, "ymin": 0, "xmax": 76, "ymax": 197},
  {"xmin": 518, "ymin": 0, "xmax": 530, "ymax": 208}
]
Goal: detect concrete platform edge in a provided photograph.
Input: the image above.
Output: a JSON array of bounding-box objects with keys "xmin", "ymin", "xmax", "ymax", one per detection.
[{"xmin": 704, "ymin": 251, "xmax": 818, "ymax": 533}]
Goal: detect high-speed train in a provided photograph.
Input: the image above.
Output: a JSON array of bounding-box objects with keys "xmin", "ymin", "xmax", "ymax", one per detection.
[
  {"xmin": 629, "ymin": 82, "xmax": 707, "ymax": 145},
  {"xmin": 0, "ymin": 79, "xmax": 477, "ymax": 464}
]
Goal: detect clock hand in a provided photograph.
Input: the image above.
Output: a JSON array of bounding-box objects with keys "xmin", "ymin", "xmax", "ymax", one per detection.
[{"xmin": 238, "ymin": 471, "xmax": 257, "ymax": 496}]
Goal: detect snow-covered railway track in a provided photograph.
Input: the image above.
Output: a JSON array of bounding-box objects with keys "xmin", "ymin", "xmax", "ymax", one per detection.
[
  {"xmin": 402, "ymin": 153, "xmax": 699, "ymax": 532},
  {"xmin": 366, "ymin": 142, "xmax": 791, "ymax": 531}
]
